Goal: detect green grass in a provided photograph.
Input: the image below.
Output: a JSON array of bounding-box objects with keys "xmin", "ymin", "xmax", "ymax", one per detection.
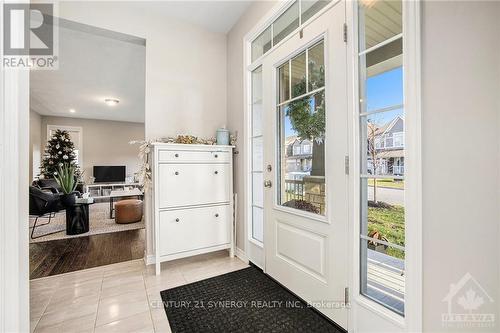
[
  {"xmin": 367, "ymin": 205, "xmax": 405, "ymax": 259},
  {"xmin": 367, "ymin": 178, "xmax": 404, "ymax": 190}
]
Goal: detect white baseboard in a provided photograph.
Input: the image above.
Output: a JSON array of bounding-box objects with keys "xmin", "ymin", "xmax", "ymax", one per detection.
[
  {"xmin": 145, "ymin": 247, "xmax": 245, "ymax": 266},
  {"xmin": 235, "ymin": 247, "xmax": 249, "ymax": 264}
]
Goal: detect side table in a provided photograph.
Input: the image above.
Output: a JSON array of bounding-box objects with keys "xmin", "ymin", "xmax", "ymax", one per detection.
[{"xmin": 66, "ymin": 203, "xmax": 91, "ymax": 235}]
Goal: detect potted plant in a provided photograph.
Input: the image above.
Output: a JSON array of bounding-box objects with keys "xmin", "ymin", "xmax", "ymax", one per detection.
[
  {"xmin": 367, "ymin": 230, "xmax": 388, "ymax": 253},
  {"xmin": 55, "ymin": 164, "xmax": 78, "ymax": 207}
]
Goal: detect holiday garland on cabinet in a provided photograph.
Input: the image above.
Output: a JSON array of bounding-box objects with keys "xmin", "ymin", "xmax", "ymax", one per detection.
[{"xmin": 130, "ymin": 133, "xmax": 237, "ymax": 190}]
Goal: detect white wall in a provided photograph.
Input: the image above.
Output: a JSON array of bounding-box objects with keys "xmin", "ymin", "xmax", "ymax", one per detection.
[
  {"xmin": 29, "ymin": 110, "xmax": 42, "ymax": 182},
  {"xmin": 421, "ymin": 1, "xmax": 500, "ymax": 331},
  {"xmin": 39, "ymin": 116, "xmax": 145, "ymax": 181},
  {"xmin": 227, "ymin": 0, "xmax": 277, "ymax": 251},
  {"xmin": 51, "ymin": 1, "xmax": 228, "ymax": 257},
  {"xmin": 55, "ymin": 1, "xmax": 228, "ymax": 140}
]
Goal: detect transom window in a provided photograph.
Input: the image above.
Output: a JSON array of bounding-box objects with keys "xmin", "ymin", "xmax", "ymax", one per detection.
[{"xmin": 251, "ymin": 0, "xmax": 331, "ymax": 62}]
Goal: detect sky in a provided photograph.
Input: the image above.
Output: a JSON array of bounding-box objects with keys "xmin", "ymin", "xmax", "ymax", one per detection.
[{"xmin": 284, "ymin": 66, "xmax": 404, "ymax": 138}]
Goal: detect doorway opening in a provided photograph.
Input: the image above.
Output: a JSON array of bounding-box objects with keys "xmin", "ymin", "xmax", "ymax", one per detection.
[{"xmin": 28, "ymin": 18, "xmax": 146, "ymax": 279}]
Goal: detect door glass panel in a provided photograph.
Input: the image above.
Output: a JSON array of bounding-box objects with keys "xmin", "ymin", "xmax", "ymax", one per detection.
[
  {"xmin": 360, "ymin": 239, "xmax": 405, "ymax": 316},
  {"xmin": 252, "ymin": 104, "xmax": 263, "ymax": 137},
  {"xmin": 301, "ymin": 0, "xmax": 330, "ymax": 23},
  {"xmin": 358, "ymin": 0, "xmax": 402, "ymax": 52},
  {"xmin": 358, "ymin": 0, "xmax": 405, "ymax": 316},
  {"xmin": 360, "ymin": 108, "xmax": 404, "ymax": 175},
  {"xmin": 360, "ymin": 57, "xmax": 403, "ymax": 113},
  {"xmin": 252, "ymin": 172, "xmax": 264, "ymax": 207},
  {"xmin": 308, "ymin": 41, "xmax": 325, "ymax": 91},
  {"xmin": 251, "ymin": 66, "xmax": 264, "ymax": 243},
  {"xmin": 252, "ymin": 206, "xmax": 264, "ymax": 242},
  {"xmin": 272, "ymin": 1, "xmax": 299, "ymax": 46},
  {"xmin": 252, "ymin": 66, "xmax": 263, "ymax": 104},
  {"xmin": 252, "ymin": 136, "xmax": 263, "ymax": 172},
  {"xmin": 290, "ymin": 52, "xmax": 307, "ymax": 98},
  {"xmin": 278, "ymin": 90, "xmax": 326, "ymax": 215},
  {"xmin": 361, "ymin": 178, "xmax": 405, "ymax": 255},
  {"xmin": 278, "ymin": 63, "xmax": 290, "ymax": 103},
  {"xmin": 251, "ymin": 27, "xmax": 272, "ymax": 62}
]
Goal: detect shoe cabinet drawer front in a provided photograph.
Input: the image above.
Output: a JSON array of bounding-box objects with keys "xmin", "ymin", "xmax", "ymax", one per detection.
[
  {"xmin": 159, "ymin": 205, "xmax": 230, "ymax": 256},
  {"xmin": 158, "ymin": 149, "xmax": 230, "ymax": 163},
  {"xmin": 158, "ymin": 163, "xmax": 230, "ymax": 208}
]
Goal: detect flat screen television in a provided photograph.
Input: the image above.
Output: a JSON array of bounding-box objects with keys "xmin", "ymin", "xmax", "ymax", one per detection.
[{"xmin": 93, "ymin": 166, "xmax": 126, "ymax": 183}]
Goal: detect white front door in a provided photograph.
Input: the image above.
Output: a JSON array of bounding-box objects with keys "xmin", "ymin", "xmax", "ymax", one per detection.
[{"xmin": 261, "ymin": 2, "xmax": 349, "ymax": 329}]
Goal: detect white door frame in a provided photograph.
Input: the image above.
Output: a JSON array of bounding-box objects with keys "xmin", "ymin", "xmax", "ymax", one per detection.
[
  {"xmin": 0, "ymin": 0, "xmax": 31, "ymax": 331},
  {"xmin": 244, "ymin": 0, "xmax": 422, "ymax": 331},
  {"xmin": 242, "ymin": 0, "xmax": 341, "ymax": 275}
]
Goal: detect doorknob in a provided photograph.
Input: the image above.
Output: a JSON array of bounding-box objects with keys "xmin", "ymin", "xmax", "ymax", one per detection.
[{"xmin": 264, "ymin": 180, "xmax": 272, "ymax": 188}]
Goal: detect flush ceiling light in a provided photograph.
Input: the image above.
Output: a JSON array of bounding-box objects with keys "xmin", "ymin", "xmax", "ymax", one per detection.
[
  {"xmin": 104, "ymin": 98, "xmax": 120, "ymax": 106},
  {"xmin": 69, "ymin": 109, "xmax": 76, "ymax": 113}
]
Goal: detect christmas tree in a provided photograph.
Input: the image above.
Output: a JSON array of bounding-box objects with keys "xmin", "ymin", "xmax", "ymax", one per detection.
[{"xmin": 40, "ymin": 129, "xmax": 80, "ymax": 179}]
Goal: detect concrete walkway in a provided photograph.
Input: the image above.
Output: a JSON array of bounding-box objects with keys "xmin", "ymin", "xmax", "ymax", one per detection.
[{"xmin": 367, "ymin": 186, "xmax": 404, "ymax": 206}]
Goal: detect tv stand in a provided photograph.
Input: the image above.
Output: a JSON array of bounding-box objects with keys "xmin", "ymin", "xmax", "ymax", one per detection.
[{"xmin": 84, "ymin": 182, "xmax": 141, "ymax": 199}]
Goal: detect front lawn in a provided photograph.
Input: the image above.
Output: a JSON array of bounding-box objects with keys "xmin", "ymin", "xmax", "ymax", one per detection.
[
  {"xmin": 367, "ymin": 178, "xmax": 404, "ymax": 190},
  {"xmin": 367, "ymin": 204, "xmax": 405, "ymax": 259}
]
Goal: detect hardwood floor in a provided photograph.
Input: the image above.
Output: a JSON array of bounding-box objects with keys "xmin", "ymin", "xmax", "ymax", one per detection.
[{"xmin": 29, "ymin": 229, "xmax": 145, "ymax": 279}]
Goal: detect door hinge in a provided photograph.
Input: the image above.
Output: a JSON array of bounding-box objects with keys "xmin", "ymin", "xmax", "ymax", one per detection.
[
  {"xmin": 344, "ymin": 287, "xmax": 350, "ymax": 305},
  {"xmin": 343, "ymin": 23, "xmax": 348, "ymax": 43},
  {"xmin": 344, "ymin": 155, "xmax": 349, "ymax": 175}
]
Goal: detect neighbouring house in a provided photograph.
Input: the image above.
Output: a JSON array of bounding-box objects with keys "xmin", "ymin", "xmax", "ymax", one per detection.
[
  {"xmin": 285, "ymin": 135, "xmax": 313, "ymax": 180},
  {"xmin": 367, "ymin": 115, "xmax": 405, "ymax": 176}
]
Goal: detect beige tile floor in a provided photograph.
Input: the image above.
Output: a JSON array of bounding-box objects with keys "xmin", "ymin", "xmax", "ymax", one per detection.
[{"xmin": 30, "ymin": 251, "xmax": 248, "ymax": 333}]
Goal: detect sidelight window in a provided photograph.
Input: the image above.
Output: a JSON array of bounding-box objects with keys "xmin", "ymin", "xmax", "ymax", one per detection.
[{"xmin": 358, "ymin": 0, "xmax": 405, "ymax": 316}]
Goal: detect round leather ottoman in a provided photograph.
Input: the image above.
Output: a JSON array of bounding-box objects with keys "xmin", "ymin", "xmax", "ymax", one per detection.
[{"xmin": 115, "ymin": 199, "xmax": 143, "ymax": 224}]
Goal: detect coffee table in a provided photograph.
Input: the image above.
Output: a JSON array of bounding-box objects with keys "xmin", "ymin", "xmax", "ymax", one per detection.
[{"xmin": 109, "ymin": 188, "xmax": 144, "ymax": 219}]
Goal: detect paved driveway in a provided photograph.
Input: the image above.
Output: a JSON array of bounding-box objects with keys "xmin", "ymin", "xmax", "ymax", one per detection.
[{"xmin": 367, "ymin": 186, "xmax": 404, "ymax": 206}]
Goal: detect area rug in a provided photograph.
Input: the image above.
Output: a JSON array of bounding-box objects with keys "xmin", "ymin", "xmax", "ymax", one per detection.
[
  {"xmin": 160, "ymin": 266, "xmax": 343, "ymax": 333},
  {"xmin": 29, "ymin": 202, "xmax": 144, "ymax": 243}
]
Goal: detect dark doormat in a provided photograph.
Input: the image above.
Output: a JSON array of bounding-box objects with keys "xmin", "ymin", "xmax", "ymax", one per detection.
[{"xmin": 160, "ymin": 266, "xmax": 344, "ymax": 333}]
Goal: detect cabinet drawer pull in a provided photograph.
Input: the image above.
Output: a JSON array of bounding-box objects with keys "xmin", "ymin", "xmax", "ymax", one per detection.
[
  {"xmin": 214, "ymin": 171, "xmax": 218, "ymax": 175},
  {"xmin": 174, "ymin": 153, "xmax": 179, "ymax": 158},
  {"xmin": 215, "ymin": 213, "xmax": 219, "ymax": 218},
  {"xmin": 174, "ymin": 171, "xmax": 179, "ymax": 175},
  {"xmin": 214, "ymin": 154, "xmax": 218, "ymax": 158},
  {"xmin": 175, "ymin": 218, "xmax": 180, "ymax": 222}
]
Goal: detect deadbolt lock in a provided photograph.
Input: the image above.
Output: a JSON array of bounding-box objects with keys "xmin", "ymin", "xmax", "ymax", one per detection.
[{"xmin": 267, "ymin": 164, "xmax": 272, "ymax": 172}]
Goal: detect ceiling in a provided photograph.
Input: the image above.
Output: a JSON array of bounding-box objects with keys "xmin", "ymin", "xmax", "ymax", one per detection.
[
  {"xmin": 129, "ymin": 1, "xmax": 253, "ymax": 34},
  {"xmin": 30, "ymin": 21, "xmax": 146, "ymax": 123}
]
